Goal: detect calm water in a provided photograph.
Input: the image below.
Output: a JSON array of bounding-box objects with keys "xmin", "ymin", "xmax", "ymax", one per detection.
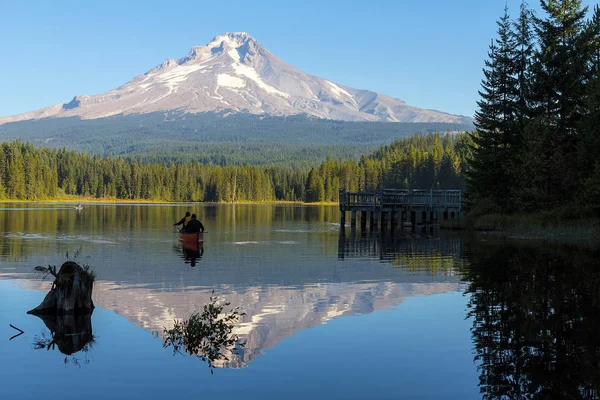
[{"xmin": 0, "ymin": 203, "xmax": 598, "ymax": 399}]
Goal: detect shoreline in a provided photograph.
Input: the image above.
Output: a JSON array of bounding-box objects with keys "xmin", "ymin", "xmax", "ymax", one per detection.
[
  {"xmin": 0, "ymin": 198, "xmax": 339, "ymax": 206},
  {"xmin": 442, "ymin": 212, "xmax": 600, "ymax": 248}
]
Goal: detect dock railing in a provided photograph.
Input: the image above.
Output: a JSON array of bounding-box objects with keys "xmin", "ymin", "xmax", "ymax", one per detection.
[{"xmin": 339, "ymin": 188, "xmax": 462, "ymax": 211}]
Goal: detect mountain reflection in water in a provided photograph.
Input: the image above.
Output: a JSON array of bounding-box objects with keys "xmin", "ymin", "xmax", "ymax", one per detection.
[
  {"xmin": 2, "ymin": 228, "xmax": 466, "ymax": 369},
  {"xmin": 3, "ymin": 204, "xmax": 600, "ymax": 398}
]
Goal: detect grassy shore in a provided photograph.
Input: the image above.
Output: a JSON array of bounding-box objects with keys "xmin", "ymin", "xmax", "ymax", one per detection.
[
  {"xmin": 443, "ymin": 209, "xmax": 600, "ymax": 247},
  {"xmin": 0, "ymin": 196, "xmax": 174, "ymax": 204},
  {"xmin": 0, "ymin": 196, "xmax": 338, "ymax": 206}
]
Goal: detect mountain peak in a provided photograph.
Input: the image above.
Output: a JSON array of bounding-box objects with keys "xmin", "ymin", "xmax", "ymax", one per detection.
[
  {"xmin": 210, "ymin": 32, "xmax": 253, "ymax": 46},
  {"xmin": 0, "ymin": 32, "xmax": 473, "ymax": 125},
  {"xmin": 179, "ymin": 32, "xmax": 258, "ymax": 65}
]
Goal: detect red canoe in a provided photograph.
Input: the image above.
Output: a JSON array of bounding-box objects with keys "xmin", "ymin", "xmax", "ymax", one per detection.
[{"xmin": 179, "ymin": 232, "xmax": 203, "ymax": 243}]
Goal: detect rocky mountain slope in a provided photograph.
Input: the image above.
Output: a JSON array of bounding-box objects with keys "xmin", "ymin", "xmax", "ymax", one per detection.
[{"xmin": 0, "ymin": 32, "xmax": 471, "ymax": 125}]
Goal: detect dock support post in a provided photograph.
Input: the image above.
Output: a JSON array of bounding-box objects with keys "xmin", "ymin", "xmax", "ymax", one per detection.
[
  {"xmin": 338, "ymin": 225, "xmax": 346, "ymax": 260},
  {"xmin": 391, "ymin": 210, "xmax": 398, "ymax": 228},
  {"xmin": 373, "ymin": 212, "xmax": 379, "ymax": 229},
  {"xmin": 360, "ymin": 211, "xmax": 367, "ymax": 231},
  {"xmin": 369, "ymin": 211, "xmax": 374, "ymax": 231},
  {"xmin": 340, "ymin": 209, "xmax": 346, "ymax": 227},
  {"xmin": 351, "ymin": 211, "xmax": 357, "ymax": 228}
]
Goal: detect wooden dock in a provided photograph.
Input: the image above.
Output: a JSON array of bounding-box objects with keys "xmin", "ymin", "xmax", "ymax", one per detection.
[{"xmin": 339, "ymin": 188, "xmax": 462, "ymax": 229}]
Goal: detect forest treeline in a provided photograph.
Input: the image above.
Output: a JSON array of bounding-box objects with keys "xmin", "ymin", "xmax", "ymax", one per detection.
[
  {"xmin": 468, "ymin": 1, "xmax": 600, "ymax": 215},
  {"xmin": 0, "ymin": 132, "xmax": 471, "ymax": 203},
  {"xmin": 0, "ymin": 113, "xmax": 472, "ymax": 168}
]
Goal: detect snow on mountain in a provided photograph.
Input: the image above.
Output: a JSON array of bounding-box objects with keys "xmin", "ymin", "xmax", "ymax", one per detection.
[{"xmin": 0, "ymin": 32, "xmax": 471, "ymax": 125}]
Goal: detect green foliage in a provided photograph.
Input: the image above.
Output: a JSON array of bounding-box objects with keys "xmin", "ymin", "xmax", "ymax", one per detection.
[
  {"xmin": 34, "ymin": 248, "xmax": 96, "ymax": 282},
  {"xmin": 0, "ymin": 112, "xmax": 472, "ymax": 168},
  {"xmin": 34, "ymin": 265, "xmax": 58, "ymax": 280},
  {"xmin": 469, "ymin": 1, "xmax": 600, "ymax": 214},
  {"xmin": 0, "ymin": 131, "xmax": 470, "ymax": 203},
  {"xmin": 163, "ymin": 293, "xmax": 245, "ymax": 372}
]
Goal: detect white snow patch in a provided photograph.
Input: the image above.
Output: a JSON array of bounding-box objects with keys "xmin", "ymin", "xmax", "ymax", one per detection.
[
  {"xmin": 154, "ymin": 64, "xmax": 208, "ymax": 93},
  {"xmin": 228, "ymin": 49, "xmax": 240, "ymax": 63},
  {"xmin": 325, "ymin": 80, "xmax": 357, "ymax": 105},
  {"xmin": 144, "ymin": 64, "xmax": 208, "ymax": 103},
  {"xmin": 217, "ymin": 74, "xmax": 245, "ymax": 88},
  {"xmin": 232, "ymin": 63, "xmax": 289, "ymax": 98}
]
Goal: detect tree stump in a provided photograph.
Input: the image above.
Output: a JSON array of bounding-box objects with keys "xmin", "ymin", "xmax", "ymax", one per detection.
[{"xmin": 27, "ymin": 261, "xmax": 95, "ymax": 316}]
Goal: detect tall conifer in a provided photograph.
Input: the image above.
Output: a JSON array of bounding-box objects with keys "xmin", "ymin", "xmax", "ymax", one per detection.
[
  {"xmin": 526, "ymin": 0, "xmax": 593, "ymax": 205},
  {"xmin": 468, "ymin": 7, "xmax": 518, "ymax": 211}
]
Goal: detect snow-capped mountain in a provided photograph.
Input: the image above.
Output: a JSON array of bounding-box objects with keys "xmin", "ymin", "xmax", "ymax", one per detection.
[{"xmin": 0, "ymin": 32, "xmax": 471, "ymax": 124}]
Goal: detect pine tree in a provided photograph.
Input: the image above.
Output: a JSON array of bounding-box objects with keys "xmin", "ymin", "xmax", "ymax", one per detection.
[
  {"xmin": 513, "ymin": 1, "xmax": 534, "ymax": 132},
  {"xmin": 532, "ymin": 0, "xmax": 592, "ymax": 131},
  {"xmin": 467, "ymin": 6, "xmax": 519, "ymax": 211},
  {"xmin": 525, "ymin": 0, "xmax": 594, "ymax": 206}
]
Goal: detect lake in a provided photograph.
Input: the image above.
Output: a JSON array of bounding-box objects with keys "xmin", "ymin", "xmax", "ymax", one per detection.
[{"xmin": 0, "ymin": 203, "xmax": 598, "ymax": 399}]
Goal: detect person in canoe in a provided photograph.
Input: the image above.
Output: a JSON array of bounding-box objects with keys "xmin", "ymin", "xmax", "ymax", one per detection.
[
  {"xmin": 185, "ymin": 213, "xmax": 205, "ymax": 234},
  {"xmin": 173, "ymin": 211, "xmax": 191, "ymax": 232}
]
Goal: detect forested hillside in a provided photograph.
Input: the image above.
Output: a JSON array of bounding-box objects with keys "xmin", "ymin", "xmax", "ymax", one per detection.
[
  {"xmin": 468, "ymin": 1, "xmax": 600, "ymax": 215},
  {"xmin": 0, "ymin": 112, "xmax": 472, "ymax": 167},
  {"xmin": 0, "ymin": 132, "xmax": 471, "ymax": 203}
]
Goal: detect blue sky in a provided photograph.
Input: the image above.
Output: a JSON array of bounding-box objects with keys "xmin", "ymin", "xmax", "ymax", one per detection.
[{"xmin": 0, "ymin": 0, "xmax": 596, "ymax": 118}]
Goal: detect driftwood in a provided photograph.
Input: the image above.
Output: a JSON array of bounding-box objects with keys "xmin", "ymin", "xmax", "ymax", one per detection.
[{"xmin": 27, "ymin": 261, "xmax": 95, "ymax": 316}]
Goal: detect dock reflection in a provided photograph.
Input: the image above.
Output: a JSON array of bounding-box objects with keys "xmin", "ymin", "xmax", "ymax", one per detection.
[{"xmin": 338, "ymin": 226, "xmax": 465, "ymax": 266}]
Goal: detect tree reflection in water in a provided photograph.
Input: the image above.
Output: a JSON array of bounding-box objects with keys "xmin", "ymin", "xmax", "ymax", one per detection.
[
  {"xmin": 32, "ymin": 314, "xmax": 95, "ymax": 367},
  {"xmin": 463, "ymin": 241, "xmax": 600, "ymax": 399},
  {"xmin": 163, "ymin": 292, "xmax": 245, "ymax": 373}
]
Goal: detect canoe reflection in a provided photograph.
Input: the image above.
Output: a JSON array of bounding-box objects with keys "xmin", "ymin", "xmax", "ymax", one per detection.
[{"xmin": 174, "ymin": 239, "xmax": 204, "ymax": 267}]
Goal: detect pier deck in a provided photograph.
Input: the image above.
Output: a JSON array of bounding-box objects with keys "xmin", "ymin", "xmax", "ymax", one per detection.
[{"xmin": 339, "ymin": 188, "xmax": 462, "ymax": 228}]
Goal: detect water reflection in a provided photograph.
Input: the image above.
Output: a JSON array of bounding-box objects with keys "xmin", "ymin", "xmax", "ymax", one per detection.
[
  {"xmin": 173, "ymin": 240, "xmax": 204, "ymax": 267},
  {"xmin": 338, "ymin": 227, "xmax": 466, "ymax": 274},
  {"xmin": 463, "ymin": 241, "xmax": 600, "ymax": 399},
  {"xmin": 32, "ymin": 313, "xmax": 95, "ymax": 367},
  {"xmin": 0, "ymin": 204, "xmax": 467, "ymax": 371}
]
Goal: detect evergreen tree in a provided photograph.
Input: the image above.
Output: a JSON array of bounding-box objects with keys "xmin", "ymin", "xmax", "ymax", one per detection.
[
  {"xmin": 578, "ymin": 5, "xmax": 600, "ymax": 178},
  {"xmin": 524, "ymin": 0, "xmax": 594, "ymax": 207},
  {"xmin": 467, "ymin": 6, "xmax": 519, "ymax": 211}
]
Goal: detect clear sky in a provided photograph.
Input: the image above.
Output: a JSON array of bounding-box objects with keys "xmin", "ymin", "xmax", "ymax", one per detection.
[{"xmin": 0, "ymin": 0, "xmax": 596, "ymax": 118}]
